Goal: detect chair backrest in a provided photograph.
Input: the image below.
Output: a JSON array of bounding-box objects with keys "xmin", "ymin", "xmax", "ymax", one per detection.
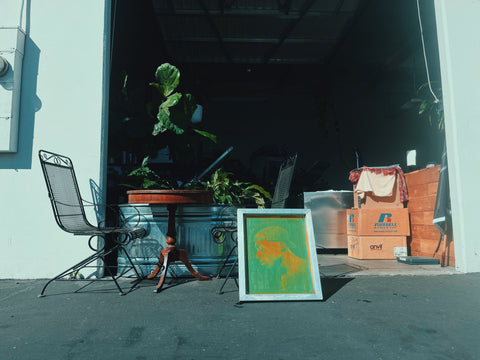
[
  {"xmin": 271, "ymin": 154, "xmax": 297, "ymax": 208},
  {"xmin": 39, "ymin": 150, "xmax": 94, "ymax": 234}
]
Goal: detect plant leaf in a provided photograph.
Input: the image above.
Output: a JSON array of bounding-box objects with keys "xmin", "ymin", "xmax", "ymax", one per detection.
[
  {"xmin": 246, "ymin": 184, "xmax": 272, "ymax": 200},
  {"xmin": 142, "ymin": 179, "xmax": 159, "ymax": 189},
  {"xmin": 160, "ymin": 93, "xmax": 182, "ymax": 110},
  {"xmin": 154, "ymin": 63, "xmax": 180, "ymax": 97},
  {"xmin": 193, "ymin": 129, "xmax": 217, "ymax": 143},
  {"xmin": 418, "ymin": 101, "xmax": 428, "ymax": 115},
  {"xmin": 153, "ymin": 107, "xmax": 185, "ymax": 136}
]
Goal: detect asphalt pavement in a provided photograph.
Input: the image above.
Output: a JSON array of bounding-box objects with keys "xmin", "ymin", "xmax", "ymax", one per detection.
[{"xmin": 1, "ymin": 271, "xmax": 479, "ymax": 360}]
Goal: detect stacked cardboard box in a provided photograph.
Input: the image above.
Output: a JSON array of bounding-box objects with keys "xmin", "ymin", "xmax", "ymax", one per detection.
[
  {"xmin": 353, "ymin": 176, "xmax": 404, "ymax": 209},
  {"xmin": 405, "ymin": 165, "xmax": 454, "ymax": 266},
  {"xmin": 347, "ymin": 172, "xmax": 410, "ymax": 259}
]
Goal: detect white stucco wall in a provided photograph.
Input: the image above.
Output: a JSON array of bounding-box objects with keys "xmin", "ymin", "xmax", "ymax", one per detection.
[
  {"xmin": 435, "ymin": 0, "xmax": 480, "ymax": 273},
  {"xmin": 0, "ymin": 0, "xmax": 110, "ymax": 278}
]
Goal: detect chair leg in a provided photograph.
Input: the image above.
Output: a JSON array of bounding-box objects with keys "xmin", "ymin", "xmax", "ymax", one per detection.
[
  {"xmin": 103, "ymin": 257, "xmax": 128, "ymax": 296},
  {"xmin": 216, "ymin": 244, "xmax": 237, "ymax": 278},
  {"xmin": 116, "ymin": 246, "xmax": 145, "ymax": 291},
  {"xmin": 118, "ymin": 246, "xmax": 143, "ymax": 279},
  {"xmin": 38, "ymin": 244, "xmax": 140, "ymax": 297},
  {"xmin": 38, "ymin": 249, "xmax": 106, "ymax": 297},
  {"xmin": 218, "ymin": 256, "xmax": 238, "ymax": 294},
  {"xmin": 217, "ymin": 246, "xmax": 238, "ymax": 294}
]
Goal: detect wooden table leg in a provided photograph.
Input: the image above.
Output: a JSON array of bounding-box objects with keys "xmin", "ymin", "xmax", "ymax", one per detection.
[
  {"xmin": 147, "ymin": 253, "xmax": 164, "ymax": 279},
  {"xmin": 149, "ymin": 203, "xmax": 211, "ymax": 293}
]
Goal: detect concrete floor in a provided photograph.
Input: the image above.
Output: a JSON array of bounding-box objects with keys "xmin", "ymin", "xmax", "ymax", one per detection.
[
  {"xmin": 2, "ymin": 271, "xmax": 479, "ymax": 360},
  {"xmin": 0, "ymin": 251, "xmax": 469, "ymax": 359},
  {"xmin": 317, "ymin": 253, "xmax": 459, "ymax": 277}
]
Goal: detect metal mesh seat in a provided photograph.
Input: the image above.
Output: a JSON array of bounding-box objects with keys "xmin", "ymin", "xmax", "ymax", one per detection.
[{"xmin": 38, "ymin": 150, "xmax": 147, "ymax": 296}]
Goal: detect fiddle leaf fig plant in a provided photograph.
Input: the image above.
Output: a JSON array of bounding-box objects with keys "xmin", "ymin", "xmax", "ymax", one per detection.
[
  {"xmin": 125, "ymin": 63, "xmax": 217, "ymax": 188},
  {"xmin": 149, "ymin": 63, "xmax": 214, "ymax": 141},
  {"xmin": 122, "ymin": 63, "xmax": 270, "ymax": 208}
]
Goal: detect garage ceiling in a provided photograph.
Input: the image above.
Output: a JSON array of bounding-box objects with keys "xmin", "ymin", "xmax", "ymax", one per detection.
[
  {"xmin": 152, "ymin": 0, "xmax": 366, "ymax": 65},
  {"xmin": 113, "ymin": 1, "xmax": 438, "ymax": 101}
]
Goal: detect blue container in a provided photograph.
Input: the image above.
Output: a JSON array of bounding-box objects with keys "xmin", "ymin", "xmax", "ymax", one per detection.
[{"xmin": 117, "ymin": 204, "xmax": 237, "ymax": 277}]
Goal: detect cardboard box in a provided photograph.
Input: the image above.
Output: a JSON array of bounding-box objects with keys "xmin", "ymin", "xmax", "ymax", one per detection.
[
  {"xmin": 348, "ymin": 236, "xmax": 408, "ymax": 259},
  {"xmin": 353, "ymin": 176, "xmax": 404, "ymax": 209},
  {"xmin": 346, "ymin": 208, "xmax": 410, "ymax": 236}
]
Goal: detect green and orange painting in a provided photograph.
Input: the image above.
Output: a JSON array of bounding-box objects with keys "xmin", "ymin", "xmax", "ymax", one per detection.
[{"xmin": 244, "ymin": 216, "xmax": 314, "ymax": 294}]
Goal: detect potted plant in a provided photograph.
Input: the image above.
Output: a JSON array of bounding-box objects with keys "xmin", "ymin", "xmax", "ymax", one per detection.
[
  {"xmin": 123, "ymin": 63, "xmax": 271, "ymax": 207},
  {"xmin": 115, "ymin": 63, "xmax": 271, "ymax": 279}
]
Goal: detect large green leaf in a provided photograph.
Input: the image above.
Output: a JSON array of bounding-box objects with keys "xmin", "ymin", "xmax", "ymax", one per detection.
[
  {"xmin": 154, "ymin": 63, "xmax": 180, "ymax": 97},
  {"xmin": 160, "ymin": 93, "xmax": 182, "ymax": 110},
  {"xmin": 154, "ymin": 106, "xmax": 184, "ymax": 136},
  {"xmin": 193, "ymin": 129, "xmax": 217, "ymax": 143},
  {"xmin": 153, "ymin": 108, "xmax": 171, "ymax": 135}
]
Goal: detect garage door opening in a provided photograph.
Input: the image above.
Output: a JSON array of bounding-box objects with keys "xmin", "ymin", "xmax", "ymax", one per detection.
[{"xmin": 107, "ymin": 0, "xmax": 451, "ymax": 267}]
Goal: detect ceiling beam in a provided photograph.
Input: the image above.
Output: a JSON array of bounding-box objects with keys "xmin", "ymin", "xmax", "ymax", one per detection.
[
  {"xmin": 324, "ymin": 0, "xmax": 371, "ymax": 67},
  {"xmin": 154, "ymin": 9, "xmax": 353, "ymax": 18},
  {"xmin": 161, "ymin": 36, "xmax": 336, "ymax": 45},
  {"xmin": 220, "ymin": 0, "xmax": 237, "ymax": 13},
  {"xmin": 197, "ymin": 0, "xmax": 233, "ymax": 63},
  {"xmin": 263, "ymin": 0, "xmax": 317, "ymax": 63},
  {"xmin": 333, "ymin": 0, "xmax": 345, "ymax": 15},
  {"xmin": 280, "ymin": 0, "xmax": 293, "ymax": 15}
]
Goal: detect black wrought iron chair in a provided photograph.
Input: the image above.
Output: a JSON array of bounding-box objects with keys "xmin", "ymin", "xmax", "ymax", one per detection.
[
  {"xmin": 216, "ymin": 154, "xmax": 298, "ymax": 293},
  {"xmin": 38, "ymin": 150, "xmax": 147, "ymax": 296}
]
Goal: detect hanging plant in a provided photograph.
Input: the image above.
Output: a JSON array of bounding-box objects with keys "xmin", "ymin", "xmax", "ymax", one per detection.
[{"xmin": 417, "ymin": 82, "xmax": 444, "ymax": 131}]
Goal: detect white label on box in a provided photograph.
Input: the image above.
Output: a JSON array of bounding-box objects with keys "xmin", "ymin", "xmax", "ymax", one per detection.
[{"xmin": 394, "ymin": 247, "xmax": 408, "ymax": 257}]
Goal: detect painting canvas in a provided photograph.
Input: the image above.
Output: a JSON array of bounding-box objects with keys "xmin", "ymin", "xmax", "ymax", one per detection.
[{"xmin": 237, "ymin": 209, "xmax": 323, "ymax": 301}]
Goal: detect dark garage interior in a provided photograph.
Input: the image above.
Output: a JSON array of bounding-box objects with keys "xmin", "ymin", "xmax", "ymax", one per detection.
[{"xmin": 107, "ymin": 0, "xmax": 445, "ymax": 203}]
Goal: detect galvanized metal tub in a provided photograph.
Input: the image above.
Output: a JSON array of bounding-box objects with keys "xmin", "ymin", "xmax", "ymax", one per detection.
[{"xmin": 117, "ymin": 204, "xmax": 237, "ymax": 277}]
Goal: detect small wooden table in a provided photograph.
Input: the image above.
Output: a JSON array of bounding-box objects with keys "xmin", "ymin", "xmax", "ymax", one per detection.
[{"xmin": 127, "ymin": 190, "xmax": 213, "ymax": 292}]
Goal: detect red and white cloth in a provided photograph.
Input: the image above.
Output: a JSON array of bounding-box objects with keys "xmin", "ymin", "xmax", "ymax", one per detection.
[{"xmin": 349, "ymin": 165, "xmax": 409, "ymax": 202}]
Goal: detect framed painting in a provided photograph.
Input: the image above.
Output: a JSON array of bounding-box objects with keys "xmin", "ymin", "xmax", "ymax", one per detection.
[{"xmin": 237, "ymin": 208, "xmax": 323, "ymax": 301}]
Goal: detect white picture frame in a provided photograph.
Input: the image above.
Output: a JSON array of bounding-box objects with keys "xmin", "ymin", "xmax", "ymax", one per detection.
[{"xmin": 237, "ymin": 208, "xmax": 323, "ymax": 301}]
